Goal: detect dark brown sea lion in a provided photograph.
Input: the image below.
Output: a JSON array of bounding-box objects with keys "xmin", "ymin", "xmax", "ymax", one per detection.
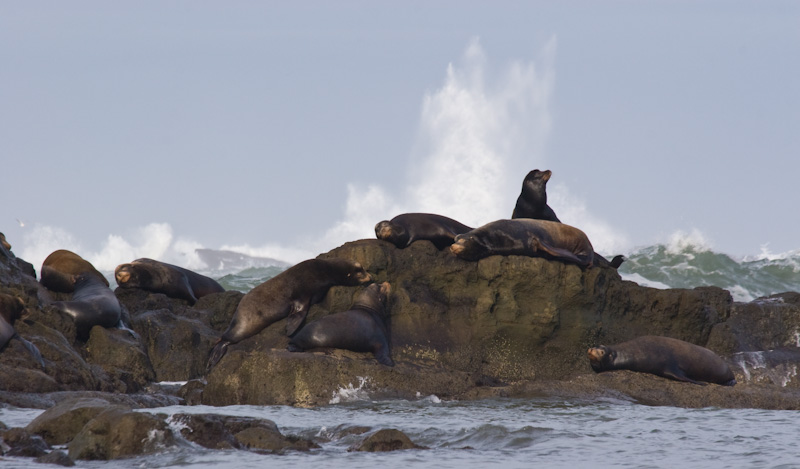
[
  {"xmin": 450, "ymin": 219, "xmax": 594, "ymax": 267},
  {"xmin": 375, "ymin": 213, "xmax": 474, "ymax": 250},
  {"xmin": 0, "ymin": 293, "xmax": 44, "ymax": 367},
  {"xmin": 288, "ymin": 282, "xmax": 394, "ymax": 366},
  {"xmin": 40, "ymin": 250, "xmax": 108, "ymax": 293},
  {"xmin": 0, "ymin": 232, "xmax": 37, "ymax": 278},
  {"xmin": 52, "ymin": 272, "xmax": 122, "ymax": 340},
  {"xmin": 587, "ymin": 335, "xmax": 736, "ymax": 386},
  {"xmin": 206, "ymin": 257, "xmax": 372, "ymax": 371},
  {"xmin": 511, "ymin": 169, "xmax": 561, "ymax": 222},
  {"xmin": 114, "ymin": 258, "xmax": 224, "ymax": 305}
]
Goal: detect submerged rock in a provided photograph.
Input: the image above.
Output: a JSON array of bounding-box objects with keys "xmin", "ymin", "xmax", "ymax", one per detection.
[{"xmin": 351, "ymin": 429, "xmax": 425, "ymax": 452}]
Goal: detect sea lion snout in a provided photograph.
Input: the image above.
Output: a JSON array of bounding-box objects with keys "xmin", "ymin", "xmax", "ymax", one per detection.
[
  {"xmin": 450, "ymin": 240, "xmax": 466, "ymax": 255},
  {"xmin": 114, "ymin": 267, "xmax": 131, "ymax": 284},
  {"xmin": 587, "ymin": 347, "xmax": 605, "ymax": 362}
]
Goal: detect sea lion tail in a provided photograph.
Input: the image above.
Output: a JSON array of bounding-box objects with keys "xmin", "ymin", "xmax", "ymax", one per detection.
[{"xmin": 206, "ymin": 340, "xmax": 230, "ymax": 373}]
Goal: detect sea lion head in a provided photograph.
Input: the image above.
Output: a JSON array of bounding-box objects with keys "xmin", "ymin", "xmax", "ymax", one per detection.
[
  {"xmin": 374, "ymin": 220, "xmax": 409, "ymax": 248},
  {"xmin": 0, "ymin": 232, "xmax": 11, "ymax": 251},
  {"xmin": 587, "ymin": 345, "xmax": 616, "ymax": 372},
  {"xmin": 328, "ymin": 259, "xmax": 372, "ymax": 286},
  {"xmin": 114, "ymin": 262, "xmax": 150, "ymax": 287},
  {"xmin": 450, "ymin": 234, "xmax": 487, "ymax": 261}
]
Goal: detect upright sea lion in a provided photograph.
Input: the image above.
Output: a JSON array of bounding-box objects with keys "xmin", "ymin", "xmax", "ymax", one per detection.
[
  {"xmin": 40, "ymin": 250, "xmax": 108, "ymax": 293},
  {"xmin": 450, "ymin": 219, "xmax": 594, "ymax": 267},
  {"xmin": 114, "ymin": 258, "xmax": 224, "ymax": 305},
  {"xmin": 288, "ymin": 282, "xmax": 394, "ymax": 366},
  {"xmin": 587, "ymin": 335, "xmax": 736, "ymax": 386},
  {"xmin": 0, "ymin": 293, "xmax": 45, "ymax": 368},
  {"xmin": 511, "ymin": 169, "xmax": 561, "ymax": 222},
  {"xmin": 206, "ymin": 257, "xmax": 372, "ymax": 371},
  {"xmin": 375, "ymin": 213, "xmax": 474, "ymax": 250},
  {"xmin": 53, "ymin": 272, "xmax": 122, "ymax": 340}
]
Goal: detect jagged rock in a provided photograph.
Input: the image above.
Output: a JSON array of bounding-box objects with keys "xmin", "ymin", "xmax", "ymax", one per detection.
[
  {"xmin": 35, "ymin": 450, "xmax": 75, "ymax": 466},
  {"xmin": 0, "ymin": 427, "xmax": 50, "ymax": 457},
  {"xmin": 84, "ymin": 326, "xmax": 155, "ymax": 393},
  {"xmin": 25, "ymin": 397, "xmax": 122, "ymax": 445},
  {"xmin": 67, "ymin": 407, "xmax": 175, "ymax": 460},
  {"xmin": 203, "ymin": 239, "xmax": 736, "ymax": 405},
  {"xmin": 131, "ymin": 309, "xmax": 218, "ymax": 381},
  {"xmin": 169, "ymin": 413, "xmax": 317, "ymax": 453},
  {"xmin": 351, "ymin": 428, "xmax": 425, "ymax": 452}
]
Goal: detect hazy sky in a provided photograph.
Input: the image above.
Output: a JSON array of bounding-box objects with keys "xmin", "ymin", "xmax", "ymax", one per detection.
[{"xmin": 2, "ymin": 1, "xmax": 799, "ymax": 270}]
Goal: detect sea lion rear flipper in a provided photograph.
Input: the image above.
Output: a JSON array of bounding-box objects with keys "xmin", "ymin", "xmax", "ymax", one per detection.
[
  {"xmin": 285, "ymin": 300, "xmax": 310, "ymax": 337},
  {"xmin": 662, "ymin": 370, "xmax": 707, "ymax": 386},
  {"xmin": 15, "ymin": 334, "xmax": 45, "ymax": 369},
  {"xmin": 206, "ymin": 340, "xmax": 230, "ymax": 373},
  {"xmin": 537, "ymin": 243, "xmax": 587, "ymax": 267}
]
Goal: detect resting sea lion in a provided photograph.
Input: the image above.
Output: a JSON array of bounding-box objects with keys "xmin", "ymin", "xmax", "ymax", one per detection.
[
  {"xmin": 53, "ymin": 272, "xmax": 122, "ymax": 340},
  {"xmin": 288, "ymin": 282, "xmax": 394, "ymax": 366},
  {"xmin": 375, "ymin": 213, "xmax": 473, "ymax": 250},
  {"xmin": 587, "ymin": 335, "xmax": 736, "ymax": 386},
  {"xmin": 114, "ymin": 258, "xmax": 224, "ymax": 305},
  {"xmin": 511, "ymin": 169, "xmax": 561, "ymax": 222},
  {"xmin": 206, "ymin": 257, "xmax": 372, "ymax": 371},
  {"xmin": 40, "ymin": 250, "xmax": 108, "ymax": 293},
  {"xmin": 450, "ymin": 219, "xmax": 594, "ymax": 267},
  {"xmin": 0, "ymin": 293, "xmax": 44, "ymax": 368}
]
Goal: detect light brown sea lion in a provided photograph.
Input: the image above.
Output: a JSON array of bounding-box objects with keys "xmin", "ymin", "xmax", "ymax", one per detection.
[
  {"xmin": 206, "ymin": 257, "xmax": 372, "ymax": 372},
  {"xmin": 52, "ymin": 272, "xmax": 122, "ymax": 340},
  {"xmin": 40, "ymin": 250, "xmax": 108, "ymax": 293},
  {"xmin": 587, "ymin": 335, "xmax": 736, "ymax": 386},
  {"xmin": 450, "ymin": 218, "xmax": 594, "ymax": 267},
  {"xmin": 511, "ymin": 169, "xmax": 561, "ymax": 222},
  {"xmin": 374, "ymin": 213, "xmax": 474, "ymax": 250},
  {"xmin": 288, "ymin": 282, "xmax": 393, "ymax": 366},
  {"xmin": 114, "ymin": 258, "xmax": 224, "ymax": 305}
]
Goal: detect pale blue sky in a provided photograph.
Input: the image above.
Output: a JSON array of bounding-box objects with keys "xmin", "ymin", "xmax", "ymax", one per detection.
[{"xmin": 2, "ymin": 1, "xmax": 798, "ymax": 269}]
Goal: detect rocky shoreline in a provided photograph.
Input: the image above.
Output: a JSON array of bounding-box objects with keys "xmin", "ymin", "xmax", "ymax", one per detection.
[{"xmin": 2, "ymin": 238, "xmax": 800, "ymax": 462}]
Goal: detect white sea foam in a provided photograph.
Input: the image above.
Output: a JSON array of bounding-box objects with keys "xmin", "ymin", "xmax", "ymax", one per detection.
[
  {"xmin": 329, "ymin": 376, "xmax": 371, "ymax": 404},
  {"xmin": 619, "ymin": 272, "xmax": 671, "ymax": 290}
]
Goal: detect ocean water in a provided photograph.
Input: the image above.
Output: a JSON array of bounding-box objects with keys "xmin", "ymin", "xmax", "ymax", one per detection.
[{"xmin": 2, "ymin": 396, "xmax": 800, "ymax": 468}]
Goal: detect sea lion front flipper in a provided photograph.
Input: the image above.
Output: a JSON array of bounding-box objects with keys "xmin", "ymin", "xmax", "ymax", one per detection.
[{"xmin": 285, "ymin": 300, "xmax": 310, "ymax": 337}]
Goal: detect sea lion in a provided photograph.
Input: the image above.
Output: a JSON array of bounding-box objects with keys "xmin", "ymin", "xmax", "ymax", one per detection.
[
  {"xmin": 114, "ymin": 258, "xmax": 224, "ymax": 305},
  {"xmin": 0, "ymin": 232, "xmax": 37, "ymax": 278},
  {"xmin": 450, "ymin": 219, "xmax": 594, "ymax": 267},
  {"xmin": 375, "ymin": 213, "xmax": 474, "ymax": 250},
  {"xmin": 206, "ymin": 257, "xmax": 372, "ymax": 371},
  {"xmin": 0, "ymin": 293, "xmax": 44, "ymax": 368},
  {"xmin": 511, "ymin": 169, "xmax": 560, "ymax": 222},
  {"xmin": 40, "ymin": 250, "xmax": 108, "ymax": 293},
  {"xmin": 53, "ymin": 272, "xmax": 122, "ymax": 340},
  {"xmin": 288, "ymin": 282, "xmax": 394, "ymax": 366},
  {"xmin": 587, "ymin": 335, "xmax": 736, "ymax": 386}
]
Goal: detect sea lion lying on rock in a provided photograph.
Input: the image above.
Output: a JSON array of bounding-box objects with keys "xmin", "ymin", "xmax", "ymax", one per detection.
[
  {"xmin": 40, "ymin": 250, "xmax": 108, "ymax": 293},
  {"xmin": 450, "ymin": 219, "xmax": 594, "ymax": 267},
  {"xmin": 588, "ymin": 335, "xmax": 736, "ymax": 386},
  {"xmin": 114, "ymin": 258, "xmax": 224, "ymax": 305},
  {"xmin": 375, "ymin": 213, "xmax": 473, "ymax": 250},
  {"xmin": 207, "ymin": 258, "xmax": 372, "ymax": 372},
  {"xmin": 288, "ymin": 282, "xmax": 394, "ymax": 366}
]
